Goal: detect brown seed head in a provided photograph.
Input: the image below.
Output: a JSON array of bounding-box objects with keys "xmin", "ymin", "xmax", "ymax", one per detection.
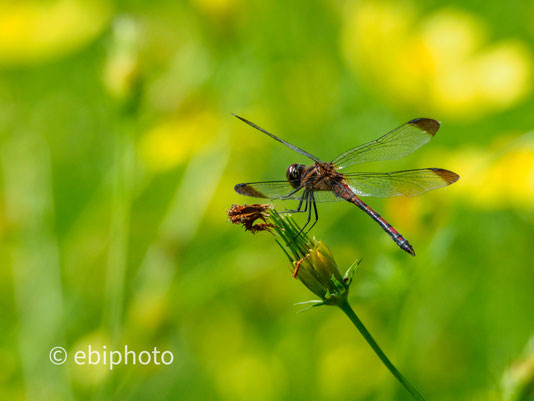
[{"xmin": 227, "ymin": 204, "xmax": 276, "ymax": 233}]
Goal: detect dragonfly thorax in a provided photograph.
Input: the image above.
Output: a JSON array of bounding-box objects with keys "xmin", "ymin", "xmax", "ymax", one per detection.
[{"xmin": 286, "ymin": 163, "xmax": 306, "ymax": 189}]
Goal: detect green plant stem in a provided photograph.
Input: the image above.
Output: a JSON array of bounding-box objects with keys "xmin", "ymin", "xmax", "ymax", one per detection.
[{"xmin": 338, "ymin": 300, "xmax": 426, "ymax": 401}]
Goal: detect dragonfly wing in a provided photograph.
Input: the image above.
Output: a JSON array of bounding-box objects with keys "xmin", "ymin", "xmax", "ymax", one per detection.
[
  {"xmin": 233, "ymin": 114, "xmax": 322, "ymax": 163},
  {"xmin": 310, "ymin": 190, "xmax": 345, "ymax": 202},
  {"xmin": 234, "ymin": 181, "xmax": 344, "ymax": 203},
  {"xmin": 344, "ymin": 168, "xmax": 459, "ymax": 197},
  {"xmin": 333, "ymin": 118, "xmax": 440, "ymax": 169},
  {"xmin": 234, "ymin": 181, "xmax": 303, "ymax": 200}
]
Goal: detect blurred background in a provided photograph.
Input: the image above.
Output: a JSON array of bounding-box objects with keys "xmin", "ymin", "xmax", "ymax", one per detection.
[{"xmin": 0, "ymin": 0, "xmax": 533, "ymax": 400}]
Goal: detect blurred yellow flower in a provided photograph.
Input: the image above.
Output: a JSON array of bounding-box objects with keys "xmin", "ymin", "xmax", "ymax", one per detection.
[
  {"xmin": 424, "ymin": 134, "xmax": 534, "ymax": 210},
  {"xmin": 139, "ymin": 111, "xmax": 220, "ymax": 172},
  {"xmin": 103, "ymin": 17, "xmax": 140, "ymax": 100},
  {"xmin": 191, "ymin": 0, "xmax": 238, "ymax": 19},
  {"xmin": 69, "ymin": 331, "xmax": 111, "ymax": 386},
  {"xmin": 474, "ymin": 43, "xmax": 532, "ymax": 109},
  {"xmin": 0, "ymin": 0, "xmax": 111, "ymax": 66},
  {"xmin": 342, "ymin": 2, "xmax": 533, "ymax": 119},
  {"xmin": 126, "ymin": 290, "xmax": 168, "ymax": 334}
]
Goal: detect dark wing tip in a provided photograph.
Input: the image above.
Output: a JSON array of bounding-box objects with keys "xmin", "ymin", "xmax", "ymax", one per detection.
[
  {"xmin": 234, "ymin": 183, "xmax": 268, "ymax": 198},
  {"xmin": 234, "ymin": 183, "xmax": 248, "ymax": 194},
  {"xmin": 409, "ymin": 118, "xmax": 440, "ymax": 136},
  {"xmin": 432, "ymin": 168, "xmax": 460, "ymax": 185}
]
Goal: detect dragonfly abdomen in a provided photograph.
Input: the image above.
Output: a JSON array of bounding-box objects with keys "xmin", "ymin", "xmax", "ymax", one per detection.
[{"xmin": 334, "ymin": 184, "xmax": 415, "ymax": 256}]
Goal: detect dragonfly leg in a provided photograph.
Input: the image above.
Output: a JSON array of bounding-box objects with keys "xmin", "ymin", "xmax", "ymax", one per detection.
[
  {"xmin": 301, "ymin": 193, "xmax": 309, "ymax": 213},
  {"xmin": 280, "ymin": 191, "xmax": 308, "ymax": 214},
  {"xmin": 304, "ymin": 192, "xmax": 319, "ymax": 234},
  {"xmin": 281, "ymin": 185, "xmax": 304, "ymax": 200},
  {"xmin": 288, "ymin": 191, "xmax": 312, "ymax": 244}
]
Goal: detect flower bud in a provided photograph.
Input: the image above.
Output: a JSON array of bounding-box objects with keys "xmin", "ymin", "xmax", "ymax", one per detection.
[{"xmin": 292, "ymin": 240, "xmax": 348, "ymax": 305}]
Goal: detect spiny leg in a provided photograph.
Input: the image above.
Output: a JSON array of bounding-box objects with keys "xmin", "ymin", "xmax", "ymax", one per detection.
[
  {"xmin": 279, "ymin": 186, "xmax": 307, "ymax": 214},
  {"xmin": 280, "ymin": 189, "xmax": 308, "ymax": 214},
  {"xmin": 288, "ymin": 191, "xmax": 312, "ymax": 244},
  {"xmin": 301, "ymin": 192, "xmax": 309, "ymax": 213},
  {"xmin": 282, "ymin": 185, "xmax": 304, "ymax": 200},
  {"xmin": 304, "ymin": 192, "xmax": 319, "ymax": 234},
  {"xmin": 293, "ymin": 191, "xmax": 312, "ymax": 236}
]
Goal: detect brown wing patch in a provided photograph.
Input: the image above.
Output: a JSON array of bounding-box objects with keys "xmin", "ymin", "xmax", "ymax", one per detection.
[
  {"xmin": 234, "ymin": 184, "xmax": 268, "ymax": 198},
  {"xmin": 409, "ymin": 118, "xmax": 440, "ymax": 136},
  {"xmin": 431, "ymin": 168, "xmax": 460, "ymax": 184}
]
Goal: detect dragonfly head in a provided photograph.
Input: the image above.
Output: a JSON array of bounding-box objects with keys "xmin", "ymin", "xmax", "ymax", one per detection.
[{"xmin": 286, "ymin": 163, "xmax": 306, "ymax": 189}]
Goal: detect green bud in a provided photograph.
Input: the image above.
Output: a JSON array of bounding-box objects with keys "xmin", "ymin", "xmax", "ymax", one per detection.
[
  {"xmin": 292, "ymin": 240, "xmax": 348, "ymax": 305},
  {"xmin": 267, "ymin": 210, "xmax": 351, "ymax": 306}
]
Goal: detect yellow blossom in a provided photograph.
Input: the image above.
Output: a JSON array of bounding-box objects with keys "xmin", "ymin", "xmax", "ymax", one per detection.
[
  {"xmin": 139, "ymin": 111, "xmax": 220, "ymax": 172},
  {"xmin": 0, "ymin": 0, "xmax": 111, "ymax": 66},
  {"xmin": 191, "ymin": 0, "xmax": 238, "ymax": 20},
  {"xmin": 423, "ymin": 135, "xmax": 534, "ymax": 210},
  {"xmin": 342, "ymin": 2, "xmax": 533, "ymax": 119}
]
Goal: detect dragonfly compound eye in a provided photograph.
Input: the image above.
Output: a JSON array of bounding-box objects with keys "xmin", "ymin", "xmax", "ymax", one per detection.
[{"xmin": 286, "ymin": 164, "xmax": 305, "ymax": 188}]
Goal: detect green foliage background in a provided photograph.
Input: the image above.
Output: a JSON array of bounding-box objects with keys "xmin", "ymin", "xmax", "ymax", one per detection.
[{"xmin": 0, "ymin": 1, "xmax": 533, "ymax": 400}]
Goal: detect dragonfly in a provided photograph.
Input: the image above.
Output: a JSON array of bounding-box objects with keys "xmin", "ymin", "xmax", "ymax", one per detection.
[{"xmin": 233, "ymin": 114, "xmax": 459, "ymax": 256}]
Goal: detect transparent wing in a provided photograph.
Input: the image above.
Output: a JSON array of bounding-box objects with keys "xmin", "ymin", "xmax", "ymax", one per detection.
[
  {"xmin": 234, "ymin": 181, "xmax": 303, "ymax": 200},
  {"xmin": 333, "ymin": 118, "xmax": 440, "ymax": 169},
  {"xmin": 309, "ymin": 190, "xmax": 344, "ymax": 202},
  {"xmin": 233, "ymin": 114, "xmax": 322, "ymax": 163},
  {"xmin": 234, "ymin": 181, "xmax": 344, "ymax": 202},
  {"xmin": 344, "ymin": 168, "xmax": 459, "ymax": 197}
]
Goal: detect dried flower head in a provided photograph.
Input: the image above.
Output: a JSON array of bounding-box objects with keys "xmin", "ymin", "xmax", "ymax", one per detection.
[{"xmin": 227, "ymin": 203, "xmax": 276, "ymax": 233}]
